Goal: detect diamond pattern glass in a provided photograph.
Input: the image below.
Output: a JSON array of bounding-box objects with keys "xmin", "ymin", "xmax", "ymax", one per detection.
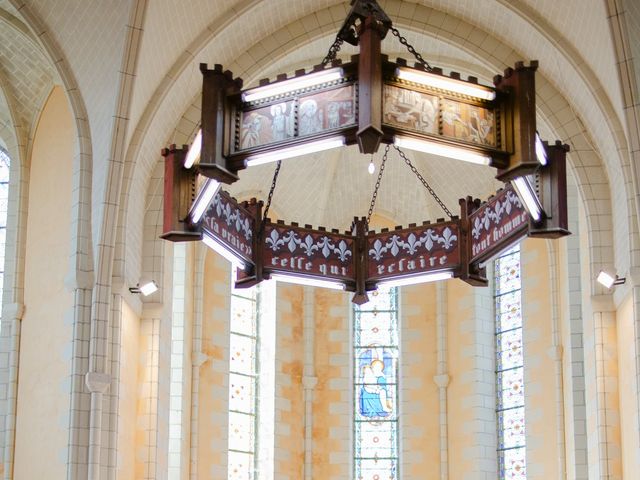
[
  {"xmin": 231, "ymin": 295, "xmax": 256, "ymax": 337},
  {"xmin": 229, "ymin": 372, "xmax": 255, "ymax": 414},
  {"xmin": 354, "ymin": 287, "xmax": 399, "ymax": 480},
  {"xmin": 495, "ymin": 246, "xmax": 526, "ymax": 479},
  {"xmin": 228, "ymin": 276, "xmax": 259, "ymax": 480},
  {"xmin": 500, "ymin": 447, "xmax": 527, "ymax": 479}
]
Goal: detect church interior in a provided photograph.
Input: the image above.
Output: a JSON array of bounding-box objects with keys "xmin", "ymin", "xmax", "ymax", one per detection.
[{"xmin": 0, "ymin": 0, "xmax": 639, "ymax": 478}]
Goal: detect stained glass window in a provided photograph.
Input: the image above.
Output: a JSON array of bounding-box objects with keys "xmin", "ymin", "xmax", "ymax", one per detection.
[
  {"xmin": 353, "ymin": 286, "xmax": 399, "ymax": 480},
  {"xmin": 495, "ymin": 245, "xmax": 526, "ymax": 479},
  {"xmin": 228, "ymin": 280, "xmax": 259, "ymax": 480},
  {"xmin": 0, "ymin": 147, "xmax": 8, "ymax": 307}
]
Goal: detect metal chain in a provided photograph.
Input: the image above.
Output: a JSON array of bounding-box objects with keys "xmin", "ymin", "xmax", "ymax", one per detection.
[
  {"xmin": 321, "ymin": 37, "xmax": 345, "ymax": 66},
  {"xmin": 262, "ymin": 160, "xmax": 282, "ymax": 224},
  {"xmin": 394, "ymin": 146, "xmax": 454, "ymax": 218},
  {"xmin": 390, "ymin": 26, "xmax": 433, "ymax": 72},
  {"xmin": 366, "ymin": 144, "xmax": 391, "ymax": 225}
]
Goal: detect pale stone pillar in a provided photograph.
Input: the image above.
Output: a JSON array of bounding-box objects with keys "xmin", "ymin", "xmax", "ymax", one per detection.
[
  {"xmin": 584, "ymin": 297, "xmax": 622, "ymax": 480},
  {"xmin": 0, "ymin": 303, "xmax": 23, "ymax": 480},
  {"xmin": 433, "ymin": 282, "xmax": 449, "ymax": 480},
  {"xmin": 560, "ymin": 181, "xmax": 589, "ymax": 480},
  {"xmin": 135, "ymin": 306, "xmax": 168, "ymax": 480},
  {"xmin": 302, "ymin": 287, "xmax": 317, "ymax": 480},
  {"xmin": 446, "ymin": 280, "xmax": 496, "ymax": 480}
]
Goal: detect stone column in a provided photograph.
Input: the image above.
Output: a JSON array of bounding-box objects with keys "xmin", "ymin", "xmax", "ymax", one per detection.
[
  {"xmin": 433, "ymin": 282, "xmax": 449, "ymax": 480},
  {"xmin": 302, "ymin": 287, "xmax": 317, "ymax": 480},
  {"xmin": 584, "ymin": 297, "xmax": 622, "ymax": 480}
]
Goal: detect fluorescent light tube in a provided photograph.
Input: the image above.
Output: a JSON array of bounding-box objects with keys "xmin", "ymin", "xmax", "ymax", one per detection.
[
  {"xmin": 189, "ymin": 178, "xmax": 221, "ymax": 223},
  {"xmin": 512, "ymin": 176, "xmax": 542, "ymax": 222},
  {"xmin": 596, "ymin": 271, "xmax": 615, "ymax": 289},
  {"xmin": 139, "ymin": 281, "xmax": 158, "ymax": 296},
  {"xmin": 396, "ymin": 67, "xmax": 496, "ymax": 101},
  {"xmin": 394, "ymin": 135, "xmax": 491, "ymax": 165},
  {"xmin": 270, "ymin": 273, "xmax": 345, "ymax": 291},
  {"xmin": 184, "ymin": 129, "xmax": 202, "ymax": 169},
  {"xmin": 535, "ymin": 133, "xmax": 547, "ymax": 166},
  {"xmin": 245, "ymin": 137, "xmax": 344, "ymax": 167},
  {"xmin": 377, "ymin": 270, "xmax": 453, "ymax": 288},
  {"xmin": 202, "ymin": 232, "xmax": 247, "ymax": 269},
  {"xmin": 242, "ymin": 68, "xmax": 343, "ymax": 102}
]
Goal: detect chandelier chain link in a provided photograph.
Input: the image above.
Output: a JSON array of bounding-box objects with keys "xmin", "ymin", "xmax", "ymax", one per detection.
[
  {"xmin": 366, "ymin": 144, "xmax": 391, "ymax": 225},
  {"xmin": 262, "ymin": 160, "xmax": 282, "ymax": 225},
  {"xmin": 321, "ymin": 37, "xmax": 345, "ymax": 66},
  {"xmin": 390, "ymin": 26, "xmax": 433, "ymax": 72},
  {"xmin": 394, "ymin": 146, "xmax": 454, "ymax": 218}
]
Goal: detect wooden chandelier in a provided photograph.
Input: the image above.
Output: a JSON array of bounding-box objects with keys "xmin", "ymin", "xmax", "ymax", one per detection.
[{"xmin": 160, "ymin": 0, "xmax": 570, "ymax": 303}]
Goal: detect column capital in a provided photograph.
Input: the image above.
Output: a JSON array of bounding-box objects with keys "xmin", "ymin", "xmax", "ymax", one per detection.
[
  {"xmin": 193, "ymin": 351, "xmax": 210, "ymax": 367},
  {"xmin": 433, "ymin": 374, "xmax": 450, "ymax": 388},
  {"xmin": 302, "ymin": 376, "xmax": 318, "ymax": 389},
  {"xmin": 3, "ymin": 302, "xmax": 24, "ymax": 320},
  {"xmin": 85, "ymin": 372, "xmax": 111, "ymax": 393}
]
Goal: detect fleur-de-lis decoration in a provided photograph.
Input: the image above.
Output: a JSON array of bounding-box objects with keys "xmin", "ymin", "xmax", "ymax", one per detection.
[
  {"xmin": 493, "ymin": 200, "xmax": 503, "ymax": 223},
  {"xmin": 243, "ymin": 219, "xmax": 252, "ymax": 241},
  {"xmin": 301, "ymin": 235, "xmax": 318, "ymax": 257},
  {"xmin": 507, "ymin": 190, "xmax": 522, "ymax": 209},
  {"xmin": 420, "ymin": 229, "xmax": 437, "ymax": 251},
  {"xmin": 386, "ymin": 235, "xmax": 403, "ymax": 257},
  {"xmin": 403, "ymin": 232, "xmax": 421, "ymax": 254},
  {"xmin": 334, "ymin": 240, "xmax": 352, "ymax": 262},
  {"xmin": 483, "ymin": 211, "xmax": 492, "ymax": 230},
  {"xmin": 234, "ymin": 210, "xmax": 242, "ymax": 232},
  {"xmin": 472, "ymin": 217, "xmax": 483, "ymax": 239},
  {"xmin": 440, "ymin": 227, "xmax": 458, "ymax": 249},
  {"xmin": 317, "ymin": 236, "xmax": 334, "ymax": 258},
  {"xmin": 223, "ymin": 203, "xmax": 233, "ymax": 226},
  {"xmin": 265, "ymin": 229, "xmax": 284, "ymax": 251},
  {"xmin": 215, "ymin": 194, "xmax": 223, "ymax": 216},
  {"xmin": 369, "ymin": 238, "xmax": 387, "ymax": 261},
  {"xmin": 283, "ymin": 230, "xmax": 300, "ymax": 253}
]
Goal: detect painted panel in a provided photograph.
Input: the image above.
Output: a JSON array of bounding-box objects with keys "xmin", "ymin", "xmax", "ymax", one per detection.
[
  {"xmin": 383, "ymin": 84, "xmax": 438, "ymax": 135},
  {"xmin": 442, "ymin": 99, "xmax": 496, "ymax": 147},
  {"xmin": 469, "ymin": 186, "xmax": 528, "ymax": 263},
  {"xmin": 298, "ymin": 84, "xmax": 356, "ymax": 136},
  {"xmin": 202, "ymin": 190, "xmax": 255, "ymax": 263},
  {"xmin": 239, "ymin": 101, "xmax": 295, "ymax": 149},
  {"xmin": 263, "ymin": 224, "xmax": 354, "ymax": 281},
  {"xmin": 367, "ymin": 223, "xmax": 460, "ymax": 280}
]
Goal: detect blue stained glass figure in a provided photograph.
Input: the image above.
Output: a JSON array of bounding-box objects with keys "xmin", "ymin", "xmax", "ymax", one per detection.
[
  {"xmin": 353, "ymin": 286, "xmax": 399, "ymax": 480},
  {"xmin": 358, "ymin": 347, "xmax": 394, "ymax": 418}
]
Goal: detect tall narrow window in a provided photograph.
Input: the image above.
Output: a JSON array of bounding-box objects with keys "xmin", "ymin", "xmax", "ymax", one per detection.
[
  {"xmin": 228, "ymin": 282, "xmax": 259, "ymax": 479},
  {"xmin": 495, "ymin": 245, "xmax": 526, "ymax": 479},
  {"xmin": 353, "ymin": 286, "xmax": 399, "ymax": 480},
  {"xmin": 227, "ymin": 275, "xmax": 275, "ymax": 480},
  {"xmin": 0, "ymin": 147, "xmax": 9, "ymax": 305}
]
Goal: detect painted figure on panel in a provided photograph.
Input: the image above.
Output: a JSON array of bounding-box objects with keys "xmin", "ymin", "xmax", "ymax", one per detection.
[
  {"xmin": 239, "ymin": 101, "xmax": 294, "ymax": 149},
  {"xmin": 359, "ymin": 347, "xmax": 393, "ymax": 418},
  {"xmin": 299, "ymin": 99, "xmax": 322, "ymax": 136},
  {"xmin": 240, "ymin": 112, "xmax": 269, "ymax": 148},
  {"xmin": 299, "ymin": 85, "xmax": 356, "ymax": 136},
  {"xmin": 383, "ymin": 85, "xmax": 438, "ymax": 134},
  {"xmin": 442, "ymin": 100, "xmax": 495, "ymax": 146},
  {"xmin": 270, "ymin": 103, "xmax": 291, "ymax": 141}
]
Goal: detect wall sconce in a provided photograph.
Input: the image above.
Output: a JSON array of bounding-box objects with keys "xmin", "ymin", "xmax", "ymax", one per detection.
[
  {"xmin": 129, "ymin": 280, "xmax": 159, "ymax": 296},
  {"xmin": 596, "ymin": 271, "xmax": 626, "ymax": 289}
]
